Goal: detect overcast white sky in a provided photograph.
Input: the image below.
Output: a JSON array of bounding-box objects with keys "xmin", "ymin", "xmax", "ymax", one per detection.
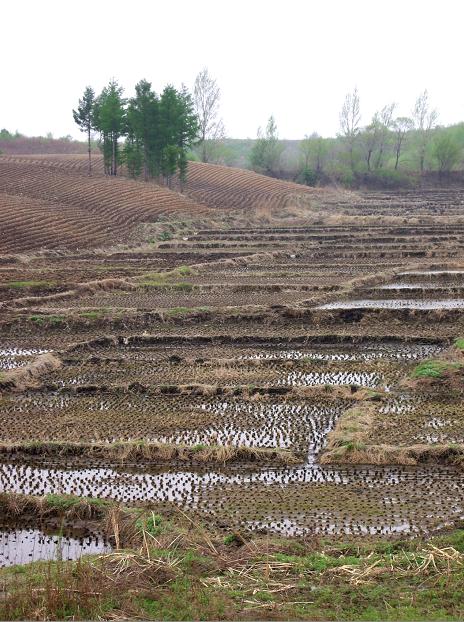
[{"xmin": 2, "ymin": 0, "xmax": 463, "ymax": 140}]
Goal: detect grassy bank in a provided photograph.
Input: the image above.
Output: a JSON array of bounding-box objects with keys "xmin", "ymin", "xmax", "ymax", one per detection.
[{"xmin": 0, "ymin": 496, "xmax": 463, "ymax": 620}]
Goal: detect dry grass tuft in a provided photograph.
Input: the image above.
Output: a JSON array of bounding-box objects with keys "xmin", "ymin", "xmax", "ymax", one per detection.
[
  {"xmin": 0, "ymin": 353, "xmax": 62, "ymax": 392},
  {"xmin": 0, "ymin": 440, "xmax": 301, "ymax": 466}
]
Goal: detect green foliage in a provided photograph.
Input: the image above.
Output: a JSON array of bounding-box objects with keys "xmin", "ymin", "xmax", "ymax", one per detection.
[
  {"xmin": 299, "ymin": 166, "xmax": 317, "ymax": 186},
  {"xmin": 250, "ymin": 115, "xmax": 284, "ymax": 176},
  {"xmin": 72, "ymin": 86, "xmax": 95, "ymax": 172},
  {"xmin": 0, "ymin": 128, "xmax": 13, "ymax": 140},
  {"xmin": 158, "ymin": 230, "xmax": 173, "ymax": 241},
  {"xmin": 93, "ymin": 80, "xmax": 126, "ymax": 176},
  {"xmin": 433, "ymin": 131, "xmax": 462, "ymax": 173}
]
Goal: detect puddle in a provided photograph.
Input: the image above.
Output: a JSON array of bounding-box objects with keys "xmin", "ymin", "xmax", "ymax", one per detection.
[
  {"xmin": 241, "ymin": 343, "xmax": 443, "ymax": 362},
  {"xmin": 318, "ymin": 299, "xmax": 464, "ymax": 310},
  {"xmin": 0, "ymin": 525, "xmax": 111, "ymax": 567},
  {"xmin": 374, "ymin": 283, "xmax": 462, "ymax": 290},
  {"xmin": 278, "ymin": 370, "xmax": 383, "ymax": 389},
  {"xmin": 399, "ymin": 271, "xmax": 464, "ymax": 276},
  {"xmin": 0, "ymin": 348, "xmax": 50, "ymax": 371}
]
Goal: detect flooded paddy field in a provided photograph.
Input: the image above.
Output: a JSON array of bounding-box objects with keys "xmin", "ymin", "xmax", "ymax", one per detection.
[
  {"xmin": 0, "ymin": 461, "xmax": 462, "ymax": 539},
  {"xmin": 318, "ymin": 299, "xmax": 464, "ymax": 310},
  {"xmin": 1, "ymin": 185, "xmax": 464, "ymax": 562}
]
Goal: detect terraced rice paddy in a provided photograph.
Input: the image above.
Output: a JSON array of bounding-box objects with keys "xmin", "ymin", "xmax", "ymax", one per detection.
[{"xmin": 1, "ymin": 155, "xmax": 464, "ymax": 558}]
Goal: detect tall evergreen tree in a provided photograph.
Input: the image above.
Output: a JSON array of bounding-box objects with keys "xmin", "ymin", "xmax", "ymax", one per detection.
[
  {"xmin": 125, "ymin": 80, "xmax": 160, "ymax": 181},
  {"xmin": 72, "ymin": 86, "xmax": 95, "ymax": 175},
  {"xmin": 93, "ymin": 80, "xmax": 126, "ymax": 176},
  {"xmin": 176, "ymin": 86, "xmax": 199, "ymax": 190},
  {"xmin": 159, "ymin": 85, "xmax": 198, "ymax": 189}
]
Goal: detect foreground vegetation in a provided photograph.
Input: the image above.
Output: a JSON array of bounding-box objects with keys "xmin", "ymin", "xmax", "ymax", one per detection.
[{"xmin": 1, "ymin": 493, "xmax": 463, "ymax": 620}]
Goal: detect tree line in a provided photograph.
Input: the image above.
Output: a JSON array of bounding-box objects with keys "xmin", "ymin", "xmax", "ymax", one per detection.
[
  {"xmin": 73, "ymin": 70, "xmax": 226, "ymax": 187},
  {"xmin": 250, "ymin": 89, "xmax": 464, "ymax": 186}
]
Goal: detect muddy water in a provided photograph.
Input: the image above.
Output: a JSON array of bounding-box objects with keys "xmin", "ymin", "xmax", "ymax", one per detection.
[
  {"xmin": 166, "ymin": 401, "xmax": 345, "ymax": 454},
  {"xmin": 318, "ymin": 299, "xmax": 464, "ymax": 310},
  {"xmin": 0, "ymin": 347, "xmax": 50, "ymax": 371},
  {"xmin": 399, "ymin": 270, "xmax": 464, "ymax": 276},
  {"xmin": 278, "ymin": 370, "xmax": 383, "ymax": 389},
  {"xmin": 0, "ymin": 525, "xmax": 111, "ymax": 567},
  {"xmin": 242, "ymin": 343, "xmax": 444, "ymax": 361},
  {"xmin": 375, "ymin": 283, "xmax": 464, "ymax": 290},
  {"xmin": 0, "ymin": 462, "xmax": 462, "ymax": 538}
]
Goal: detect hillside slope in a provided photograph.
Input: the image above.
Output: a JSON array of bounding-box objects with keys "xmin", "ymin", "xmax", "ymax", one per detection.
[
  {"xmin": 0, "ymin": 157, "xmax": 212, "ymax": 253},
  {"xmin": 2, "ymin": 153, "xmax": 320, "ymax": 212},
  {"xmin": 0, "ymin": 154, "xmax": 326, "ymax": 253}
]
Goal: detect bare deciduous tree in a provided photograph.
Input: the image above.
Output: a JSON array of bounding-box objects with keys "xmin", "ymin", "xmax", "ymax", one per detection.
[
  {"xmin": 339, "ymin": 88, "xmax": 361, "ymax": 170},
  {"xmin": 412, "ymin": 90, "xmax": 438, "ymax": 173},
  {"xmin": 375, "ymin": 103, "xmax": 396, "ymax": 169},
  {"xmin": 193, "ymin": 68, "xmax": 226, "ymax": 163},
  {"xmin": 362, "ymin": 114, "xmax": 381, "ymax": 172},
  {"xmin": 392, "ymin": 116, "xmax": 414, "ymax": 170}
]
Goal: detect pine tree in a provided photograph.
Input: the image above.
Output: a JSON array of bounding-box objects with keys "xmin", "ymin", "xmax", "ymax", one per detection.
[
  {"xmin": 159, "ymin": 85, "xmax": 198, "ymax": 189},
  {"xmin": 93, "ymin": 80, "xmax": 126, "ymax": 176},
  {"xmin": 72, "ymin": 86, "xmax": 95, "ymax": 175},
  {"xmin": 126, "ymin": 80, "xmax": 160, "ymax": 181}
]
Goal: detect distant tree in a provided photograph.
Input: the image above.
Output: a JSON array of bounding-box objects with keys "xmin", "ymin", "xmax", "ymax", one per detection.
[
  {"xmin": 339, "ymin": 88, "xmax": 361, "ymax": 171},
  {"xmin": 392, "ymin": 116, "xmax": 414, "ymax": 170},
  {"xmin": 361, "ymin": 114, "xmax": 382, "ymax": 172},
  {"xmin": 193, "ymin": 68, "xmax": 226, "ymax": 163},
  {"xmin": 0, "ymin": 129, "xmax": 12, "ymax": 140},
  {"xmin": 299, "ymin": 133, "xmax": 327, "ymax": 184},
  {"xmin": 73, "ymin": 86, "xmax": 96, "ymax": 175},
  {"xmin": 93, "ymin": 80, "xmax": 126, "ymax": 176},
  {"xmin": 250, "ymin": 115, "xmax": 284, "ymax": 176},
  {"xmin": 412, "ymin": 90, "xmax": 438, "ymax": 173},
  {"xmin": 299, "ymin": 135, "xmax": 312, "ymax": 170},
  {"xmin": 432, "ymin": 132, "xmax": 461, "ymax": 175},
  {"xmin": 375, "ymin": 103, "xmax": 396, "ymax": 169}
]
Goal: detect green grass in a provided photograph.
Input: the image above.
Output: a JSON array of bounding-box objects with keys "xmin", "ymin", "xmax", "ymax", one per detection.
[
  {"xmin": 44, "ymin": 493, "xmax": 109, "ymax": 512},
  {"xmin": 164, "ymin": 306, "xmax": 209, "ymax": 316},
  {"xmin": 79, "ymin": 309, "xmax": 109, "ymax": 320},
  {"xmin": 176, "ymin": 265, "xmax": 193, "ymax": 276},
  {"xmin": 0, "ymin": 280, "xmax": 56, "ymax": 289},
  {"xmin": 454, "ymin": 338, "xmax": 464, "ymax": 351},
  {"xmin": 0, "ymin": 502, "xmax": 463, "ymax": 621},
  {"xmin": 28, "ymin": 314, "xmax": 66, "ymax": 326},
  {"xmin": 135, "ymin": 513, "xmax": 164, "ymax": 537},
  {"xmin": 411, "ymin": 360, "xmax": 462, "ymax": 378}
]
